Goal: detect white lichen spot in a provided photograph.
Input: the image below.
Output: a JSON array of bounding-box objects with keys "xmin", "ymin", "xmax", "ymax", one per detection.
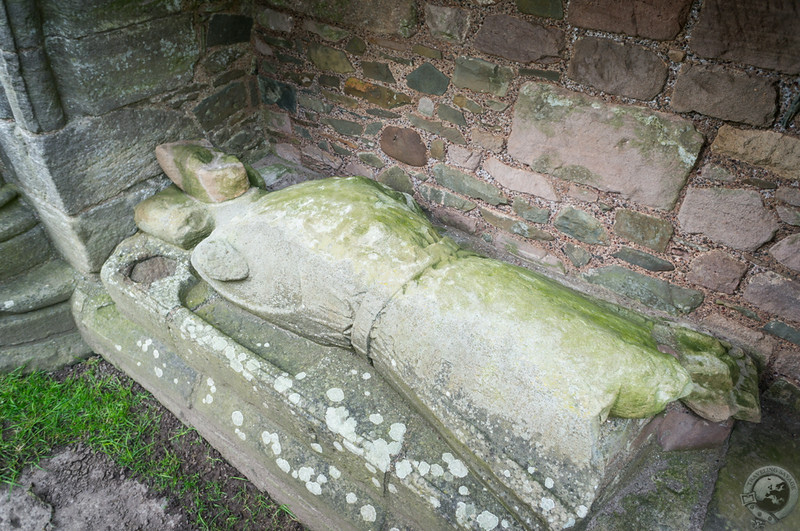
[
  {"xmin": 527, "ymin": 466, "xmax": 535, "ymax": 474},
  {"xmin": 501, "ymin": 519, "xmax": 509, "ymax": 529},
  {"xmin": 388, "ymin": 483, "xmax": 397, "ymax": 494},
  {"xmin": 203, "ymin": 394, "xmax": 213, "ymax": 404},
  {"xmin": 365, "ymin": 462, "xmax": 378, "ymax": 474},
  {"xmin": 173, "ymin": 378, "xmax": 178, "ymax": 385},
  {"xmin": 362, "ymin": 372, "xmax": 371, "ymax": 380},
  {"xmin": 136, "ymin": 362, "xmax": 141, "ymax": 367},
  {"xmin": 274, "ymin": 375, "xmax": 292, "ymax": 393},
  {"xmin": 326, "ymin": 388, "xmax": 345, "ymax": 402},
  {"xmin": 459, "ymin": 486, "xmax": 469, "ymax": 496},
  {"xmin": 276, "ymin": 458, "xmax": 290, "ymax": 473},
  {"xmin": 346, "ymin": 492, "xmax": 357, "ymax": 504},
  {"xmin": 317, "ymin": 474, "xmax": 327, "ymax": 484},
  {"xmin": 298, "ymin": 467, "xmax": 314, "ymax": 482},
  {"xmin": 391, "ymin": 359, "xmax": 397, "ymax": 367},
  {"xmin": 395, "ymin": 459, "xmax": 412, "ymax": 479},
  {"xmin": 430, "ymin": 464, "xmax": 444, "ymax": 477},
  {"xmin": 442, "ymin": 453, "xmax": 468, "ymax": 478},
  {"xmin": 291, "ymin": 470, "xmax": 298, "ymax": 479},
  {"xmin": 389, "ymin": 423, "xmax": 406, "ymax": 442},
  {"xmin": 564, "ymin": 518, "xmax": 576, "ymax": 528},
  {"xmin": 430, "ymin": 496, "xmax": 440, "ymax": 508},
  {"xmin": 350, "ymin": 369, "xmax": 358, "ymax": 376},
  {"xmin": 369, "ymin": 413, "xmax": 384, "ymax": 425},
  {"xmin": 371, "ymin": 477, "xmax": 381, "ymax": 488},
  {"xmin": 576, "ymin": 505, "xmax": 588, "ymax": 518},
  {"xmin": 545, "ymin": 477, "xmax": 554, "ymax": 489},
  {"xmin": 289, "ymin": 393, "xmax": 301, "ymax": 404},
  {"xmin": 477, "ymin": 510, "xmax": 499, "ymax": 530},
  {"xmin": 417, "ymin": 461, "xmax": 430, "ymax": 476},
  {"xmin": 360, "ymin": 504, "xmax": 376, "ymax": 522},
  {"xmin": 365, "ymin": 438, "xmax": 394, "ymax": 472},
  {"xmin": 114, "ymin": 344, "xmax": 122, "ymax": 351},
  {"xmin": 364, "ymin": 391, "xmax": 370, "ymax": 396},
  {"xmin": 234, "ymin": 428, "xmax": 246, "ymax": 441},
  {"xmin": 540, "ymin": 497, "xmax": 555, "ymax": 512},
  {"xmin": 295, "ymin": 371, "xmax": 306, "ymax": 380},
  {"xmin": 329, "ymin": 466, "xmax": 341, "ymax": 479},
  {"xmin": 334, "ymin": 441, "xmax": 343, "ymax": 452},
  {"xmin": 310, "ymin": 443, "xmax": 322, "ymax": 453},
  {"xmin": 3, "ymin": 300, "xmax": 15, "ymax": 310},
  {"xmin": 305, "ymin": 481, "xmax": 321, "ymax": 495},
  {"xmin": 503, "ymin": 470, "xmax": 511, "ymax": 478},
  {"xmin": 343, "ymin": 440, "xmax": 364, "ymax": 456},
  {"xmin": 154, "ymin": 367, "xmax": 163, "ymax": 378},
  {"xmin": 231, "ymin": 411, "xmax": 244, "ymax": 426},
  {"xmin": 210, "ymin": 337, "xmax": 227, "ymax": 351},
  {"xmin": 325, "ymin": 407, "xmax": 358, "ymax": 441},
  {"xmin": 153, "ymin": 349, "xmax": 159, "ymax": 359}
]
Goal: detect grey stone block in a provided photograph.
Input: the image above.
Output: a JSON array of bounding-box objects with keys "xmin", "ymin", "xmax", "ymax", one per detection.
[
  {"xmin": 0, "ymin": 225, "xmax": 51, "ymax": 281},
  {"xmin": 0, "ymin": 197, "xmax": 38, "ymax": 242},
  {"xmin": 45, "ymin": 15, "xmax": 198, "ymax": 116},
  {"xmin": 34, "ymin": 178, "xmax": 167, "ymax": 273},
  {"xmin": 38, "ymin": 0, "xmax": 180, "ymax": 38},
  {"xmin": 0, "ymin": 259, "xmax": 76, "ymax": 314},
  {"xmin": 0, "ymin": 329, "xmax": 90, "ymax": 374},
  {"xmin": 0, "ymin": 107, "xmax": 199, "ymax": 215},
  {"xmin": 0, "ymin": 300, "xmax": 75, "ymax": 347}
]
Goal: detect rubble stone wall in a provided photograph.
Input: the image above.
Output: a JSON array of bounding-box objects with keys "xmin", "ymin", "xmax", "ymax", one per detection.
[{"xmin": 248, "ymin": 0, "xmax": 800, "ymax": 385}]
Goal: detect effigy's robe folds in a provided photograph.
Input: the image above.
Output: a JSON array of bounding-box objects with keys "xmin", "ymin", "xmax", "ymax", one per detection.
[{"xmin": 76, "ymin": 148, "xmax": 759, "ymax": 530}]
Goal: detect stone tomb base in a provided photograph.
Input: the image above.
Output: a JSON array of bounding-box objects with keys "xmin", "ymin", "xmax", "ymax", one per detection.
[{"xmin": 73, "ymin": 232, "xmax": 660, "ymax": 530}]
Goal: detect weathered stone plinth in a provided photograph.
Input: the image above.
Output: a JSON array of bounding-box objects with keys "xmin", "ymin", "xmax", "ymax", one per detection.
[{"xmin": 73, "ymin": 176, "xmax": 761, "ymax": 530}]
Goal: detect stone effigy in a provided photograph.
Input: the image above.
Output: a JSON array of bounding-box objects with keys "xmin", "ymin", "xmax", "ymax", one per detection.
[{"xmin": 78, "ymin": 142, "xmax": 760, "ymax": 530}]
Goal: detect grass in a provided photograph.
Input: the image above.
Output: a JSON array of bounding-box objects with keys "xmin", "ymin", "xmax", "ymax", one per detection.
[{"xmin": 0, "ymin": 357, "xmax": 300, "ymax": 530}]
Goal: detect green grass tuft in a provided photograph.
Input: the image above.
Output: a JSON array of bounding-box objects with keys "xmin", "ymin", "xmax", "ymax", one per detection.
[{"xmin": 0, "ymin": 358, "xmax": 300, "ymax": 530}]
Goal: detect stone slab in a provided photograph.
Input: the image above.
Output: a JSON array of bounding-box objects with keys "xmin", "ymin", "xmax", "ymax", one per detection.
[
  {"xmin": 677, "ymin": 187, "xmax": 777, "ymax": 252},
  {"xmin": 38, "ymin": 0, "xmax": 180, "ymax": 38},
  {"xmin": 0, "ymin": 259, "xmax": 75, "ymax": 315},
  {"xmin": 376, "ymin": 167, "xmax": 413, "ymax": 195},
  {"xmin": 193, "ymin": 82, "xmax": 249, "ymax": 131},
  {"xmin": 0, "ymin": 301, "xmax": 75, "ymax": 347},
  {"xmin": 583, "ymin": 265, "xmax": 704, "ymax": 316},
  {"xmin": 0, "ymin": 225, "xmax": 51, "ymax": 281},
  {"xmin": 743, "ymin": 272, "xmax": 800, "ymax": 324},
  {"xmin": 0, "ymin": 197, "xmax": 37, "ymax": 242},
  {"xmin": 344, "ymin": 78, "xmax": 412, "ymax": 109},
  {"xmin": 712, "ymin": 126, "xmax": 800, "ymax": 181},
  {"xmin": 433, "ymin": 164, "xmax": 507, "ymax": 205},
  {"xmin": 474, "ymin": 14, "xmax": 564, "ymax": 64},
  {"xmin": 691, "ymin": 0, "xmax": 800, "ymax": 74},
  {"xmin": 406, "ymin": 63, "xmax": 449, "ymax": 95},
  {"xmin": 568, "ymin": 0, "xmax": 692, "ymax": 40},
  {"xmin": 671, "ymin": 64, "xmax": 777, "ymax": 127},
  {"xmin": 418, "ymin": 183, "xmax": 476, "ymax": 212},
  {"xmin": 452, "ymin": 57, "xmax": 513, "ymax": 97},
  {"xmin": 424, "ymin": 3, "xmax": 470, "ymax": 44},
  {"xmin": 380, "ymin": 126, "xmax": 426, "ymax": 167},
  {"xmin": 613, "ymin": 247, "xmax": 674, "ymax": 272},
  {"xmin": 554, "ymin": 207, "xmax": 608, "ymax": 245},
  {"xmin": 0, "ymin": 329, "xmax": 90, "ymax": 374},
  {"xmin": 568, "ymin": 37, "xmax": 667, "ymax": 100},
  {"xmin": 770, "ymin": 234, "xmax": 800, "ymax": 273},
  {"xmin": 508, "ymin": 83, "xmax": 703, "ymax": 210},
  {"xmin": 33, "ymin": 178, "xmax": 166, "ymax": 273},
  {"xmin": 482, "ymin": 157, "xmax": 557, "ymax": 201},
  {"xmin": 45, "ymin": 15, "xmax": 198, "ymax": 116},
  {"xmin": 686, "ymin": 251, "xmax": 747, "ymax": 295},
  {"xmin": 262, "ymin": 0, "xmax": 418, "ymax": 38},
  {"xmin": 406, "ymin": 114, "xmax": 466, "ymax": 145},
  {"xmin": 307, "ymin": 43, "xmax": 354, "ymax": 73}
]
